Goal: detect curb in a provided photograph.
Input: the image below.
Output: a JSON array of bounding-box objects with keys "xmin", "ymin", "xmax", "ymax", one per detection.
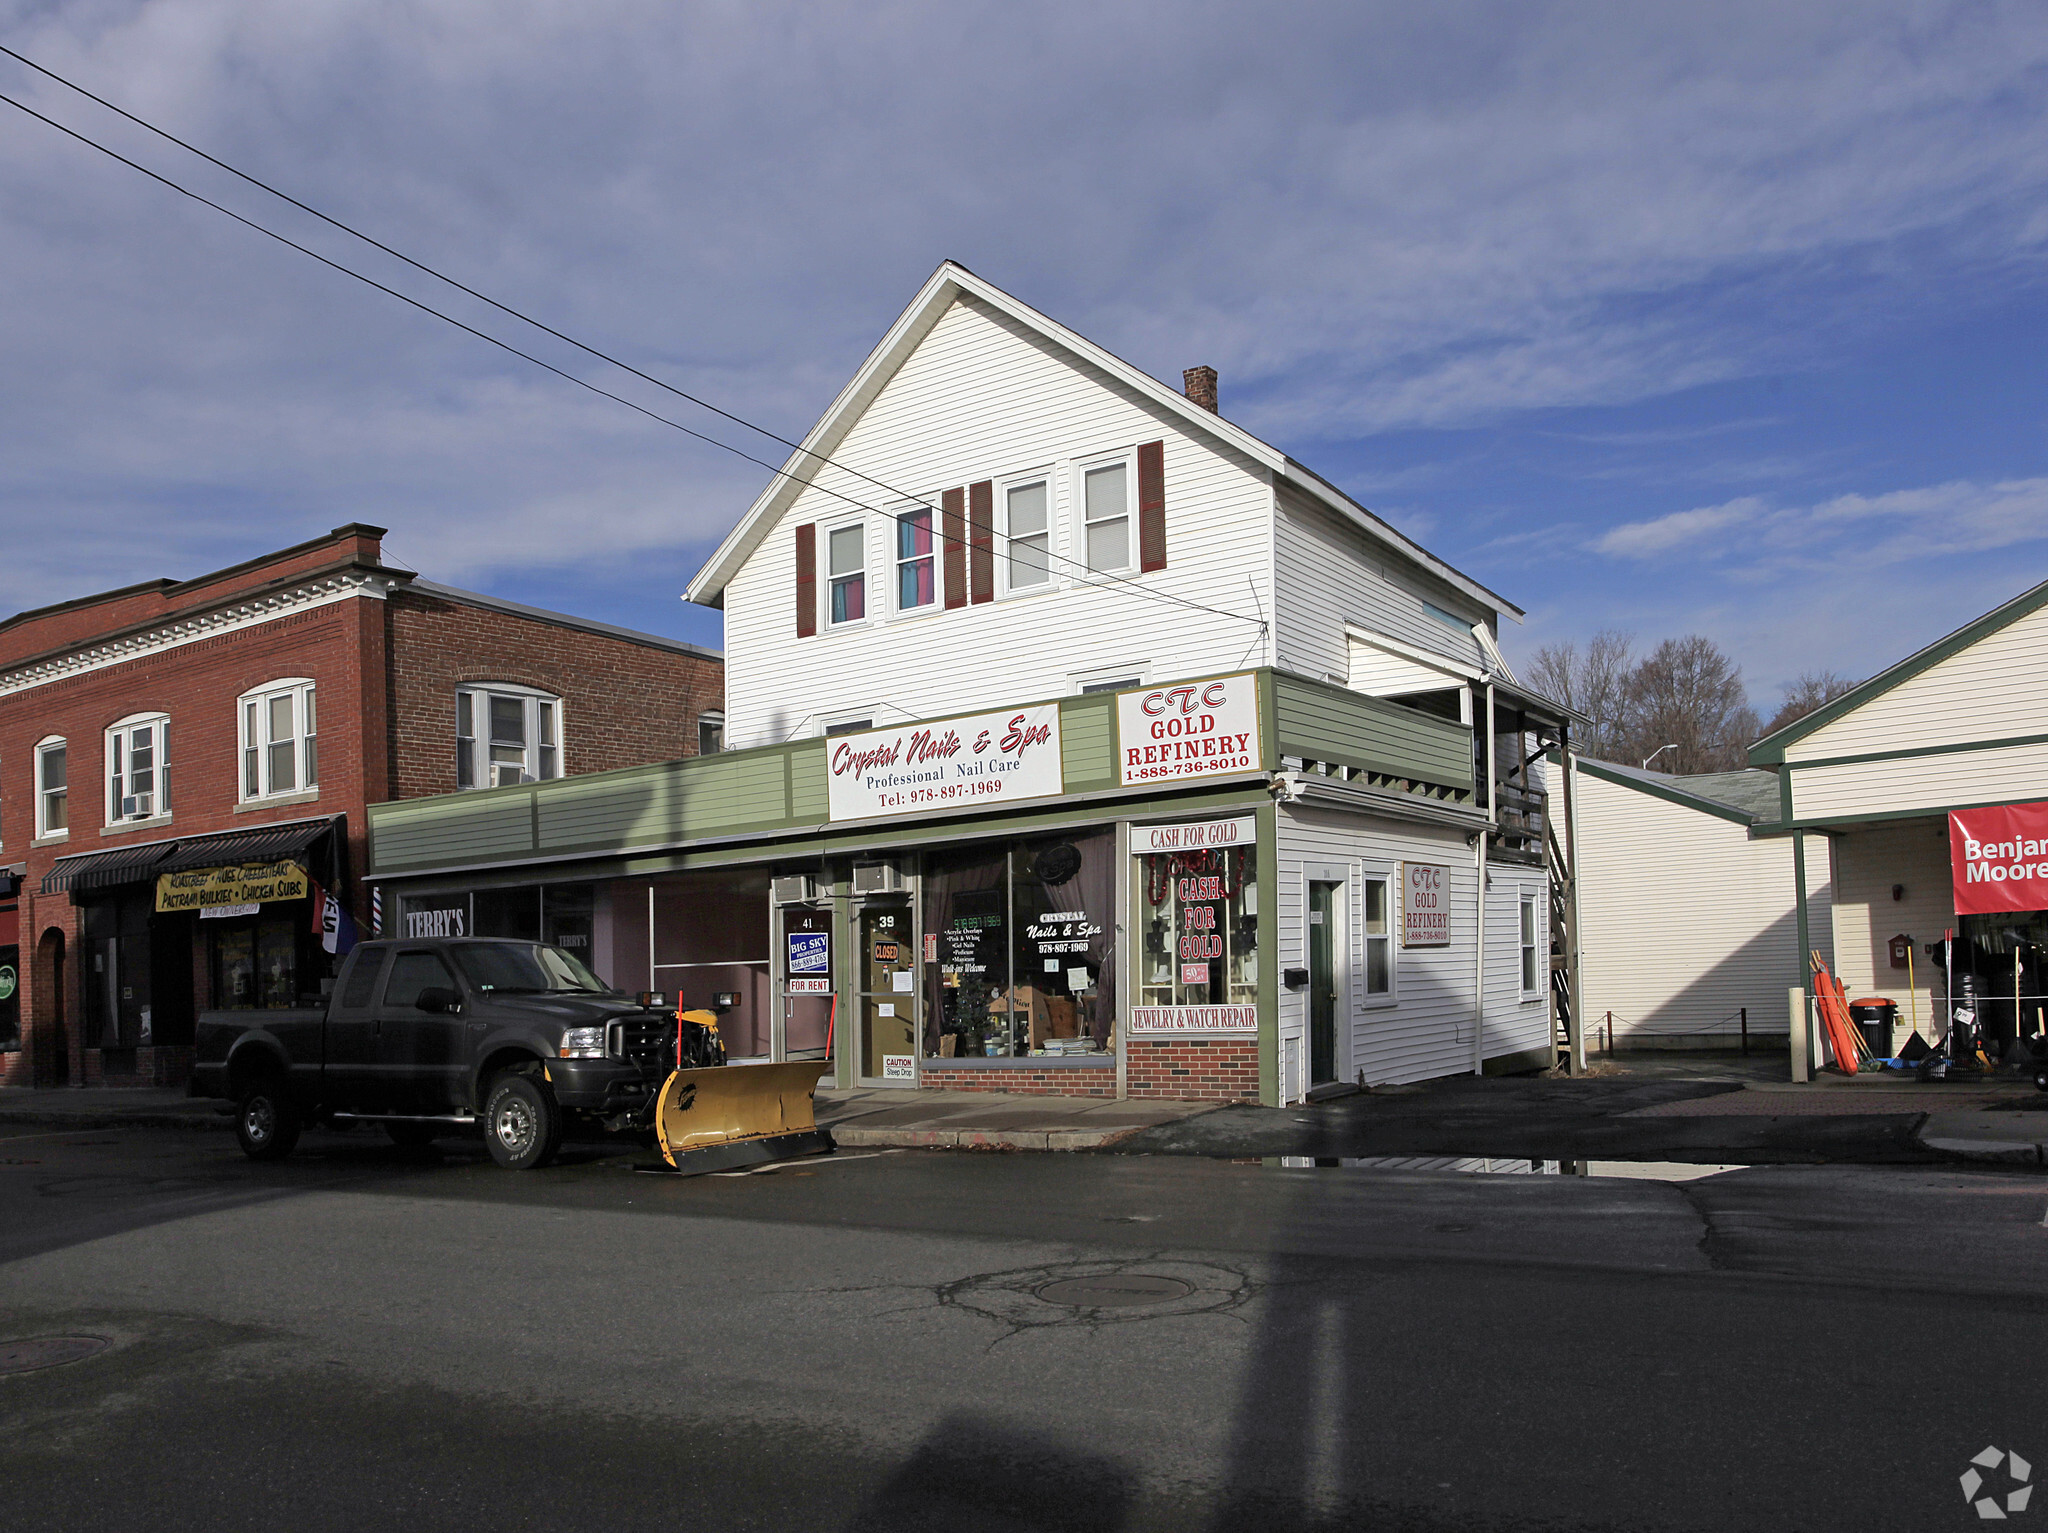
[
  {"xmin": 1917, "ymin": 1135, "xmax": 2048, "ymax": 1166},
  {"xmin": 0, "ymin": 1108, "xmax": 229, "ymax": 1133},
  {"xmin": 827, "ymin": 1125, "xmax": 1130, "ymax": 1152}
]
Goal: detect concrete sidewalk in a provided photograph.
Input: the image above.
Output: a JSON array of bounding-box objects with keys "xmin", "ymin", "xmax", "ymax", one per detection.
[
  {"xmin": 815, "ymin": 1087, "xmax": 1220, "ymax": 1150},
  {"xmin": 0, "ymin": 1083, "xmax": 1222, "ymax": 1153}
]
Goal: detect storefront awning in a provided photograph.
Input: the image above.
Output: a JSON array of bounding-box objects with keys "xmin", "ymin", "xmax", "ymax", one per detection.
[{"xmin": 41, "ymin": 815, "xmax": 342, "ymax": 895}]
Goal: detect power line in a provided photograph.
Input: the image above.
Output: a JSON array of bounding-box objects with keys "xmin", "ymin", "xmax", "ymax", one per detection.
[{"xmin": 0, "ymin": 47, "xmax": 1265, "ymax": 631}]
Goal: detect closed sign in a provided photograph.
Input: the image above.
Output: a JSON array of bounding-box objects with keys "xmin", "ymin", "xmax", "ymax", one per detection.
[{"xmin": 1402, "ymin": 863, "xmax": 1450, "ymax": 947}]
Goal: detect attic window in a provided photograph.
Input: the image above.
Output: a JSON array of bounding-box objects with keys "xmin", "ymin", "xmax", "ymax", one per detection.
[{"xmin": 1421, "ymin": 600, "xmax": 1470, "ymax": 634}]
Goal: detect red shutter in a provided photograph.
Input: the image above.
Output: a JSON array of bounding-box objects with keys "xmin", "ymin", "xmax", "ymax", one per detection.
[
  {"xmin": 969, "ymin": 480, "xmax": 995, "ymax": 604},
  {"xmin": 1137, "ymin": 440, "xmax": 1166, "ymax": 572},
  {"xmin": 794, "ymin": 523, "xmax": 817, "ymax": 637},
  {"xmin": 942, "ymin": 488, "xmax": 967, "ymax": 609}
]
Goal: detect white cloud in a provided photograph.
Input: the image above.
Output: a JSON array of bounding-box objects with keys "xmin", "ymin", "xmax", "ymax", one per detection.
[{"xmin": 1590, "ymin": 477, "xmax": 2048, "ymax": 567}]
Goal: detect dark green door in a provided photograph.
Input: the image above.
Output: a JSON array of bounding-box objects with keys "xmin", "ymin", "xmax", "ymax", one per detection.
[{"xmin": 1309, "ymin": 881, "xmax": 1339, "ymax": 1085}]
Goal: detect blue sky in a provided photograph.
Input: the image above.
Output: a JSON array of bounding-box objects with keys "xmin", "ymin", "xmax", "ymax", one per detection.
[{"xmin": 1, "ymin": 2, "xmax": 2045, "ymax": 715}]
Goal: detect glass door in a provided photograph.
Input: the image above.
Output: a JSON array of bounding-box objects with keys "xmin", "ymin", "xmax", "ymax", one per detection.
[
  {"xmin": 1309, "ymin": 880, "xmax": 1341, "ymax": 1084},
  {"xmin": 858, "ymin": 899, "xmax": 918, "ymax": 1084},
  {"xmin": 776, "ymin": 902, "xmax": 835, "ymax": 1066}
]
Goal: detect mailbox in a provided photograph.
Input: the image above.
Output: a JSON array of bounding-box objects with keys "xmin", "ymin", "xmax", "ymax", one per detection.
[{"xmin": 1888, "ymin": 934, "xmax": 1913, "ymax": 971}]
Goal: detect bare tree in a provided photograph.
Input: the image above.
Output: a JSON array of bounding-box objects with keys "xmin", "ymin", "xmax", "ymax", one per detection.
[
  {"xmin": 1526, "ymin": 628, "xmax": 1635, "ymax": 759},
  {"xmin": 1621, "ymin": 636, "xmax": 1760, "ymax": 774},
  {"xmin": 1763, "ymin": 669, "xmax": 1857, "ymax": 736}
]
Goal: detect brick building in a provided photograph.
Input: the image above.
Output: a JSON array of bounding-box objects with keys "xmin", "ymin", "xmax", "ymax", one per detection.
[{"xmin": 0, "ymin": 524, "xmax": 721, "ymax": 1090}]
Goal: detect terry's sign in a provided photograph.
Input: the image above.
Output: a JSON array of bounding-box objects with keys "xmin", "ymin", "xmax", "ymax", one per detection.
[
  {"xmin": 825, "ymin": 704, "xmax": 1063, "ymax": 821},
  {"xmin": 1117, "ymin": 674, "xmax": 1261, "ymax": 786},
  {"xmin": 1949, "ymin": 803, "xmax": 2048, "ymax": 914},
  {"xmin": 1401, "ymin": 862, "xmax": 1451, "ymax": 947}
]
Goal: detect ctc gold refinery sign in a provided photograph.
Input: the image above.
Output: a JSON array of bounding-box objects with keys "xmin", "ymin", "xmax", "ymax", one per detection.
[
  {"xmin": 156, "ymin": 859, "xmax": 310, "ymax": 915},
  {"xmin": 1118, "ymin": 674, "xmax": 1261, "ymax": 786}
]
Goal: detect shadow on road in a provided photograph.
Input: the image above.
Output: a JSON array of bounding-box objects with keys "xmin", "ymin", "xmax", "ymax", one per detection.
[{"xmin": 841, "ymin": 1411, "xmax": 1135, "ymax": 1532}]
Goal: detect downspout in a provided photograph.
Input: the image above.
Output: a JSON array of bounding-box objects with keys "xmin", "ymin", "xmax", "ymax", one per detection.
[
  {"xmin": 1793, "ymin": 828, "xmax": 1813, "ymax": 1081},
  {"xmin": 1474, "ymin": 680, "xmax": 1495, "ymax": 1076},
  {"xmin": 1564, "ymin": 737, "xmax": 1586, "ymax": 1075}
]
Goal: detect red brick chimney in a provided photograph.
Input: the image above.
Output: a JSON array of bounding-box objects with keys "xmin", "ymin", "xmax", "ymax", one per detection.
[{"xmin": 1182, "ymin": 366, "xmax": 1218, "ymax": 413}]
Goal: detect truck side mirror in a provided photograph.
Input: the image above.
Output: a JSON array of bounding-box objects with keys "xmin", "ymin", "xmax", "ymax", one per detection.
[{"xmin": 415, "ymin": 986, "xmax": 460, "ymax": 1014}]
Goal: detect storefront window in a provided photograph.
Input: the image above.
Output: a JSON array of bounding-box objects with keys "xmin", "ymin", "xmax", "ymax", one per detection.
[
  {"xmin": 1139, "ymin": 844, "xmax": 1258, "ymax": 1007},
  {"xmin": 0, "ymin": 943, "xmax": 17, "ymax": 1052},
  {"xmin": 923, "ymin": 830, "xmax": 1114, "ymax": 1058}
]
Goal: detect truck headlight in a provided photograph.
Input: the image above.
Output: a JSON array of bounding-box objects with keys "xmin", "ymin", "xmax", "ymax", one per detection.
[{"xmin": 559, "ymin": 1026, "xmax": 608, "ymax": 1059}]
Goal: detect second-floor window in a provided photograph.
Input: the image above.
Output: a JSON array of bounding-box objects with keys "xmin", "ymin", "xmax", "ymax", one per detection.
[
  {"xmin": 106, "ymin": 715, "xmax": 168, "ymax": 823},
  {"xmin": 1004, "ymin": 479, "xmax": 1051, "ymax": 590},
  {"xmin": 1082, "ymin": 461, "xmax": 1131, "ymax": 573},
  {"xmin": 895, "ymin": 511, "xmax": 934, "ymax": 610},
  {"xmin": 828, "ymin": 525, "xmax": 866, "ymax": 624},
  {"xmin": 36, "ymin": 737, "xmax": 66, "ymax": 837},
  {"xmin": 241, "ymin": 680, "xmax": 317, "ymax": 800},
  {"xmin": 697, "ymin": 710, "xmax": 724, "ymax": 755},
  {"xmin": 458, "ymin": 685, "xmax": 561, "ymax": 789}
]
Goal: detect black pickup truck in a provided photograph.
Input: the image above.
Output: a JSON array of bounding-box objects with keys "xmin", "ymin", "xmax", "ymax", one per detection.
[{"xmin": 192, "ymin": 936, "xmax": 721, "ymax": 1169}]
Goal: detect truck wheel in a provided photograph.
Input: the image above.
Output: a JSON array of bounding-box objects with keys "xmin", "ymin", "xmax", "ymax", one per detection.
[
  {"xmin": 385, "ymin": 1121, "xmax": 442, "ymax": 1148},
  {"xmin": 235, "ymin": 1077, "xmax": 302, "ymax": 1162},
  {"xmin": 483, "ymin": 1071, "xmax": 561, "ymax": 1170}
]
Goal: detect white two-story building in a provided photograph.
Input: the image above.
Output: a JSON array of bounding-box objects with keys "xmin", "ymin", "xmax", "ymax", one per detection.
[{"xmin": 366, "ymin": 263, "xmax": 1577, "ymax": 1104}]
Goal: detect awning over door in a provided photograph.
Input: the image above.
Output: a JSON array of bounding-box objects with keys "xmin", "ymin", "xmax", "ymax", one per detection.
[{"xmin": 40, "ymin": 815, "xmax": 343, "ymax": 895}]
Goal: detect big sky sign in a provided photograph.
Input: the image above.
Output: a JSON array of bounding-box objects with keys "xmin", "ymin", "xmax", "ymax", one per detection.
[
  {"xmin": 1117, "ymin": 673, "xmax": 1261, "ymax": 787},
  {"xmin": 1949, "ymin": 802, "xmax": 2048, "ymax": 914},
  {"xmin": 826, "ymin": 704, "xmax": 1063, "ymax": 821}
]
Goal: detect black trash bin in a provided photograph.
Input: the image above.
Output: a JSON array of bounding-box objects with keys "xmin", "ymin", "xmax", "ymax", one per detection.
[{"xmin": 1848, "ymin": 998, "xmax": 1898, "ymax": 1060}]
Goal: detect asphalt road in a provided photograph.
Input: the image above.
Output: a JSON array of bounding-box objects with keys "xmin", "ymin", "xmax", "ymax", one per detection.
[{"xmin": 2, "ymin": 1124, "xmax": 2045, "ymax": 1532}]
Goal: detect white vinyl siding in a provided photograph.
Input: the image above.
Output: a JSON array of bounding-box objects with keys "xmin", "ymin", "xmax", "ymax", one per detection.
[
  {"xmin": 1824, "ymin": 821, "xmax": 1952, "ymax": 1037},
  {"xmin": 1575, "ymin": 768, "xmax": 1831, "ymax": 1045},
  {"xmin": 1277, "ymin": 804, "xmax": 1491, "ymax": 1088},
  {"xmin": 1786, "ymin": 600, "xmax": 2048, "ymax": 763},
  {"xmin": 1789, "ymin": 740, "xmax": 2048, "ymax": 823},
  {"xmin": 1273, "ymin": 483, "xmax": 1487, "ymax": 686},
  {"xmin": 719, "ymin": 294, "xmax": 1276, "ymax": 747}
]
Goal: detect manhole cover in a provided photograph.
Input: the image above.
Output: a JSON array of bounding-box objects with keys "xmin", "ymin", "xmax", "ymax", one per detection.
[
  {"xmin": 1035, "ymin": 1274, "xmax": 1194, "ymax": 1307},
  {"xmin": 0, "ymin": 1336, "xmax": 108, "ymax": 1375}
]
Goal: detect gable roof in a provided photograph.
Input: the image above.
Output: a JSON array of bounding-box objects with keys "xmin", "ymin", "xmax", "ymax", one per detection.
[
  {"xmin": 682, "ymin": 261, "xmax": 1522, "ymax": 622},
  {"xmin": 1574, "ymin": 756, "xmax": 1780, "ymax": 828},
  {"xmin": 1747, "ymin": 575, "xmax": 2048, "ymax": 765}
]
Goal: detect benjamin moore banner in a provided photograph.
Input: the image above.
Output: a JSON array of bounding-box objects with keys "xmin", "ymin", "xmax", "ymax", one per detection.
[
  {"xmin": 156, "ymin": 859, "xmax": 309, "ymax": 915},
  {"xmin": 1950, "ymin": 802, "xmax": 2048, "ymax": 914}
]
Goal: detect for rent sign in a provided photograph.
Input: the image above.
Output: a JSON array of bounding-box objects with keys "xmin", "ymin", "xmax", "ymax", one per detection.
[
  {"xmin": 825, "ymin": 705, "xmax": 1063, "ymax": 821},
  {"xmin": 1949, "ymin": 802, "xmax": 2048, "ymax": 914},
  {"xmin": 1117, "ymin": 674, "xmax": 1261, "ymax": 787}
]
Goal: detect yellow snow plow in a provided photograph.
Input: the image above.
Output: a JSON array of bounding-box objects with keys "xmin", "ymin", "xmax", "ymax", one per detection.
[{"xmin": 650, "ymin": 1038, "xmax": 834, "ymax": 1175}]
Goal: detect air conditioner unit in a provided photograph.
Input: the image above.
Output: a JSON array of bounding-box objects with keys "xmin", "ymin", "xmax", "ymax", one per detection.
[
  {"xmin": 852, "ymin": 862, "xmax": 906, "ymax": 896},
  {"xmin": 492, "ymin": 764, "xmax": 528, "ymax": 788},
  {"xmin": 771, "ymin": 874, "xmax": 818, "ymax": 905}
]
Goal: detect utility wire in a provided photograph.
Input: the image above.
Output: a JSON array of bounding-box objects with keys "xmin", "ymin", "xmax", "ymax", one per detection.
[{"xmin": 0, "ymin": 47, "xmax": 1264, "ymax": 631}]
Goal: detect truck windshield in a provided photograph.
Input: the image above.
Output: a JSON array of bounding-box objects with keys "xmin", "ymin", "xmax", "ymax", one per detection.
[{"xmin": 451, "ymin": 942, "xmax": 612, "ymax": 995}]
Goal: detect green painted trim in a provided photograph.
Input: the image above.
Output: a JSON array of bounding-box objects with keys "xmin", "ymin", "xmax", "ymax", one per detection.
[
  {"xmin": 1780, "ymin": 767, "xmax": 1793, "ymax": 829},
  {"xmin": 1764, "ymin": 794, "xmax": 2045, "ymax": 833},
  {"xmin": 1748, "ymin": 577, "xmax": 2048, "ymax": 764},
  {"xmin": 1261, "ymin": 667, "xmax": 1282, "ymax": 773},
  {"xmin": 1783, "ymin": 730, "xmax": 2048, "ymax": 772},
  {"xmin": 1574, "ymin": 757, "xmax": 1760, "ymax": 827},
  {"xmin": 1257, "ymin": 797, "xmax": 1280, "ymax": 1106},
  {"xmin": 1792, "ymin": 832, "xmax": 1814, "ymax": 1072}
]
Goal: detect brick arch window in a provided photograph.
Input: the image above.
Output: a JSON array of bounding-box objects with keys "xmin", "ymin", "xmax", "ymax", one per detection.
[
  {"xmin": 239, "ymin": 679, "xmax": 317, "ymax": 802},
  {"xmin": 457, "ymin": 683, "xmax": 561, "ymax": 789},
  {"xmin": 105, "ymin": 712, "xmax": 169, "ymax": 824}
]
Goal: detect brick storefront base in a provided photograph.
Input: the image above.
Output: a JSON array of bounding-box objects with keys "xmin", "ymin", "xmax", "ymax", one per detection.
[
  {"xmin": 917, "ymin": 1066, "xmax": 1116, "ymax": 1097},
  {"xmin": 82, "ymin": 1046, "xmax": 194, "ymax": 1089},
  {"xmin": 1125, "ymin": 1038, "xmax": 1260, "ymax": 1102}
]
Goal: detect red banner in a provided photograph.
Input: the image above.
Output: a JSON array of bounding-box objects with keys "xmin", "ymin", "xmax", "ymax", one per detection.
[{"xmin": 1949, "ymin": 802, "xmax": 2048, "ymax": 914}]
